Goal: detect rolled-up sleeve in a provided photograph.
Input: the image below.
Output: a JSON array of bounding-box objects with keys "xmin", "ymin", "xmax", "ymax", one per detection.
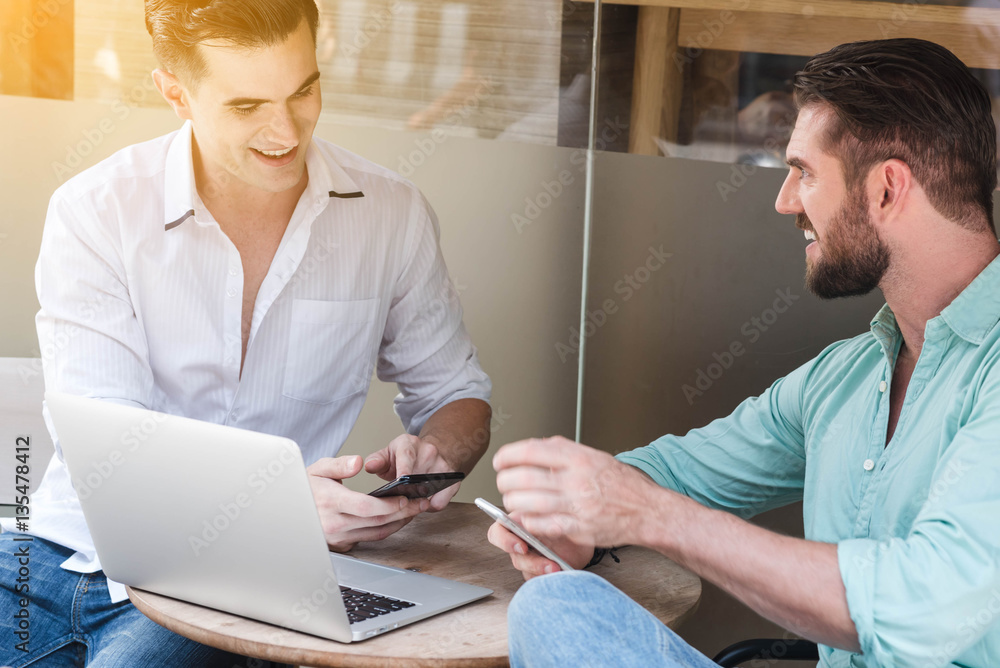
[
  {"xmin": 376, "ymin": 192, "xmax": 491, "ymax": 433},
  {"xmin": 837, "ymin": 374, "xmax": 1000, "ymax": 667},
  {"xmin": 616, "ymin": 352, "xmax": 815, "ymax": 518}
]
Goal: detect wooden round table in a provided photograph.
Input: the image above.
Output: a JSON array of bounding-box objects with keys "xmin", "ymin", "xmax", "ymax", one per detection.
[{"xmin": 128, "ymin": 502, "xmax": 700, "ymax": 667}]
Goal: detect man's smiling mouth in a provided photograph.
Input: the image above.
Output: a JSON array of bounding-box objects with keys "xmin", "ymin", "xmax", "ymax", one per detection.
[{"xmin": 253, "ymin": 147, "xmax": 295, "ymax": 157}]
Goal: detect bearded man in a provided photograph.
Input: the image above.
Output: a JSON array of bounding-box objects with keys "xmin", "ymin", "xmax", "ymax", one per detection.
[{"xmin": 489, "ymin": 38, "xmax": 1000, "ymax": 668}]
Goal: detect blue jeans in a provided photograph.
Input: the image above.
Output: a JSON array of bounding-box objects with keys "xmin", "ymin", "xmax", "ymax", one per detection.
[
  {"xmin": 0, "ymin": 533, "xmax": 285, "ymax": 667},
  {"xmin": 508, "ymin": 570, "xmax": 720, "ymax": 668}
]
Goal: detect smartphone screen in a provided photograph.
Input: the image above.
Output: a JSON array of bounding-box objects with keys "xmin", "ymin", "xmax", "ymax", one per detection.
[{"xmin": 368, "ymin": 472, "xmax": 465, "ymax": 498}]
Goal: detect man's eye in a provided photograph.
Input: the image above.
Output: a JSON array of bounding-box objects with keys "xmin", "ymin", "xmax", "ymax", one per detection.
[
  {"xmin": 233, "ymin": 105, "xmax": 258, "ymax": 116},
  {"xmin": 293, "ymin": 86, "xmax": 315, "ymax": 99}
]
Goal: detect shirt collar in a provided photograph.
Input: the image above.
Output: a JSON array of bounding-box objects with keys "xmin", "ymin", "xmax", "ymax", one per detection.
[
  {"xmin": 870, "ymin": 303, "xmax": 897, "ymax": 334},
  {"xmin": 302, "ymin": 137, "xmax": 365, "ymax": 205},
  {"xmin": 870, "ymin": 253, "xmax": 1000, "ymax": 348},
  {"xmin": 869, "ymin": 303, "xmax": 899, "ymax": 359},
  {"xmin": 163, "ymin": 120, "xmax": 197, "ymax": 230},
  {"xmin": 163, "ymin": 121, "xmax": 365, "ymax": 231},
  {"xmin": 939, "ymin": 252, "xmax": 1000, "ymax": 345}
]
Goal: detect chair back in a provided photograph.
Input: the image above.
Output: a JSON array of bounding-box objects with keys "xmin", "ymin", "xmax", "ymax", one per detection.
[{"xmin": 0, "ymin": 358, "xmax": 54, "ymax": 504}]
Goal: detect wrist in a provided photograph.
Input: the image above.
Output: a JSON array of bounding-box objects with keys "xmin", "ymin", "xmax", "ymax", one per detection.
[
  {"xmin": 415, "ymin": 431, "xmax": 471, "ymax": 474},
  {"xmin": 630, "ymin": 481, "xmax": 688, "ymax": 554}
]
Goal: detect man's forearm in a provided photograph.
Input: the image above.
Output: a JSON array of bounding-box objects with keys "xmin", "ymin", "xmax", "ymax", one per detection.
[
  {"xmin": 418, "ymin": 398, "xmax": 492, "ymax": 474},
  {"xmin": 640, "ymin": 487, "xmax": 860, "ymax": 652}
]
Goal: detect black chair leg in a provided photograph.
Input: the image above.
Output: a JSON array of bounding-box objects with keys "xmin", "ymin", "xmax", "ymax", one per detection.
[{"xmin": 712, "ymin": 638, "xmax": 819, "ymax": 667}]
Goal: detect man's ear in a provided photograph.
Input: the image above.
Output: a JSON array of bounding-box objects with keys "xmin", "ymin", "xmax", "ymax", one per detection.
[
  {"xmin": 870, "ymin": 158, "xmax": 912, "ymax": 225},
  {"xmin": 152, "ymin": 69, "xmax": 193, "ymax": 121}
]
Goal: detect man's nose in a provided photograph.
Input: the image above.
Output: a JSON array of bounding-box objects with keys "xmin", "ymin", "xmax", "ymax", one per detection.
[
  {"xmin": 774, "ymin": 170, "xmax": 801, "ymax": 215},
  {"xmin": 264, "ymin": 106, "xmax": 299, "ymax": 145}
]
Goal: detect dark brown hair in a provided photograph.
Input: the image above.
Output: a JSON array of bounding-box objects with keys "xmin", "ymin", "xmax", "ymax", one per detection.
[
  {"xmin": 794, "ymin": 38, "xmax": 996, "ymax": 235},
  {"xmin": 145, "ymin": 0, "xmax": 320, "ymax": 88}
]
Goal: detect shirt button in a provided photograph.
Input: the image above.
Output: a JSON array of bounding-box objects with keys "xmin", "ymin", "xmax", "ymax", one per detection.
[
  {"xmin": 863, "ymin": 459, "xmax": 875, "ymax": 471},
  {"xmin": 225, "ymin": 356, "xmax": 235, "ymax": 365},
  {"xmin": 229, "ymin": 267, "xmax": 239, "ymax": 277},
  {"xmin": 230, "ymin": 409, "xmax": 239, "ymax": 420},
  {"xmin": 879, "ymin": 381, "xmax": 887, "ymax": 393},
  {"xmin": 226, "ymin": 287, "xmax": 238, "ymax": 298}
]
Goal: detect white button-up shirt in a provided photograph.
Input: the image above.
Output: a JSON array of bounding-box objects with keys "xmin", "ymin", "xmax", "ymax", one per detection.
[{"xmin": 1, "ymin": 121, "xmax": 491, "ymax": 600}]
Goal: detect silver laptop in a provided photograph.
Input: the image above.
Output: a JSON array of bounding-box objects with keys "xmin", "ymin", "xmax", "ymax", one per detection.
[{"xmin": 45, "ymin": 391, "xmax": 492, "ymax": 642}]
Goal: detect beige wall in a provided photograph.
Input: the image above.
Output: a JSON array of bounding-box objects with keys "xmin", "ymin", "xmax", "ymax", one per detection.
[{"xmin": 0, "ymin": 94, "xmax": 585, "ymax": 505}]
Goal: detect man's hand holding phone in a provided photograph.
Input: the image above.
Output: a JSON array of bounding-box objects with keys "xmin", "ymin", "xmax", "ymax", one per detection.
[
  {"xmin": 308, "ymin": 434, "xmax": 464, "ymax": 552},
  {"xmin": 486, "ymin": 436, "xmax": 663, "ymax": 580},
  {"xmin": 364, "ymin": 433, "xmax": 464, "ymax": 511},
  {"xmin": 485, "ymin": 503, "xmax": 593, "ymax": 579},
  {"xmin": 306, "ymin": 455, "xmax": 429, "ymax": 553}
]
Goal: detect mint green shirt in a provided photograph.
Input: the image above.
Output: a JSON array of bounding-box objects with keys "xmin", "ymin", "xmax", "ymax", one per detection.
[{"xmin": 617, "ymin": 255, "xmax": 1000, "ymax": 667}]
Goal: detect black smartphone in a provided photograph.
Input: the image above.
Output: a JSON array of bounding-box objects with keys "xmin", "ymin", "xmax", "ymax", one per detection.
[{"xmin": 368, "ymin": 472, "xmax": 465, "ymax": 499}]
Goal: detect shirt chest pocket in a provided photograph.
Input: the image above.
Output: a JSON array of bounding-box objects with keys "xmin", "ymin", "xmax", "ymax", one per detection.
[{"xmin": 283, "ymin": 298, "xmax": 381, "ymax": 404}]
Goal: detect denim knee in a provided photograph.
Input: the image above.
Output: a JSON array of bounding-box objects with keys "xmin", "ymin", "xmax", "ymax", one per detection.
[
  {"xmin": 507, "ymin": 570, "xmax": 712, "ymax": 668},
  {"xmin": 509, "ymin": 570, "xmax": 606, "ymax": 628}
]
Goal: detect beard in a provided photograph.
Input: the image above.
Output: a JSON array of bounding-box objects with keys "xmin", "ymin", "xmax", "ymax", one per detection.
[{"xmin": 802, "ymin": 188, "xmax": 890, "ymax": 300}]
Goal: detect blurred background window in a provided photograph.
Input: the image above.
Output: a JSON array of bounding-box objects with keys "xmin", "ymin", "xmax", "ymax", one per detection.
[{"xmin": 1, "ymin": 0, "xmax": 74, "ymax": 99}]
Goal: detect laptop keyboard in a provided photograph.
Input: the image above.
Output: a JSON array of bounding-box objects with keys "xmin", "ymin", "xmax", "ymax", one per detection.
[{"xmin": 340, "ymin": 586, "xmax": 416, "ymax": 625}]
